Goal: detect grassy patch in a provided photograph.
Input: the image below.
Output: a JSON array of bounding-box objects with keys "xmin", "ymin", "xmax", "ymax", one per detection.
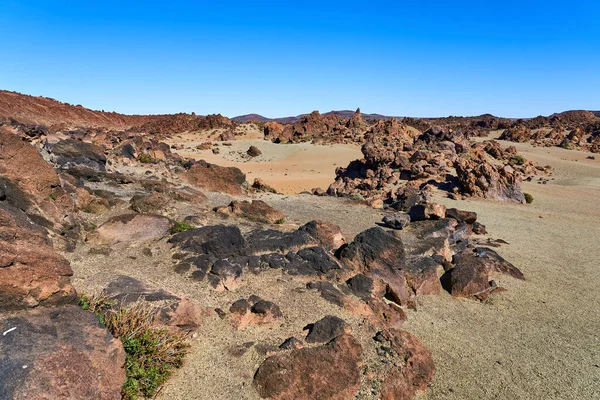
[
  {"xmin": 274, "ymin": 217, "xmax": 285, "ymax": 225},
  {"xmin": 79, "ymin": 295, "xmax": 190, "ymax": 399},
  {"xmin": 138, "ymin": 153, "xmax": 154, "ymax": 164},
  {"xmin": 349, "ymin": 193, "xmax": 365, "ymax": 201},
  {"xmin": 49, "ymin": 193, "xmax": 57, "ymax": 201},
  {"xmin": 524, "ymin": 192, "xmax": 534, "ymax": 204},
  {"xmin": 509, "ymin": 155, "xmax": 526, "ymax": 166},
  {"xmin": 170, "ymin": 221, "xmax": 193, "ymax": 234}
]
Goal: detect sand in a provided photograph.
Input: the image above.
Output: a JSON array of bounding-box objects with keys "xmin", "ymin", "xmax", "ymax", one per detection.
[
  {"xmin": 68, "ymin": 136, "xmax": 600, "ymax": 399},
  {"xmin": 165, "ymin": 128, "xmax": 363, "ymax": 194}
]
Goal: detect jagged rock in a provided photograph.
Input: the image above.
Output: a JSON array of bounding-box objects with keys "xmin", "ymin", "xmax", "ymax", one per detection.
[
  {"xmin": 215, "ymin": 200, "xmax": 286, "ymax": 224},
  {"xmin": 454, "ymin": 156, "xmax": 526, "ymax": 203},
  {"xmin": 229, "ymin": 296, "xmax": 283, "ymax": 328},
  {"xmin": 0, "ymin": 305, "xmax": 125, "ymax": 400},
  {"xmin": 382, "ymin": 213, "xmax": 411, "ymax": 230},
  {"xmin": 170, "ymin": 225, "xmax": 246, "ymax": 259},
  {"xmin": 279, "ymin": 337, "xmax": 304, "ymax": 350},
  {"xmin": 0, "ymin": 206, "xmax": 76, "ymax": 311},
  {"xmin": 183, "ymin": 160, "xmax": 246, "ymax": 195},
  {"xmin": 130, "ymin": 192, "xmax": 170, "ymax": 214},
  {"xmin": 247, "ymin": 145, "xmax": 262, "ymax": 157},
  {"xmin": 298, "ymin": 220, "xmax": 345, "ymax": 250},
  {"xmin": 443, "ymin": 247, "xmax": 524, "ymax": 300},
  {"xmin": 445, "ymin": 208, "xmax": 477, "ymax": 224},
  {"xmin": 87, "ymin": 213, "xmax": 171, "ymax": 244},
  {"xmin": 104, "ymin": 275, "xmax": 201, "ymax": 332},
  {"xmin": 44, "ymin": 138, "xmax": 107, "ymax": 171},
  {"xmin": 377, "ymin": 329, "xmax": 435, "ymax": 400},
  {"xmin": 253, "ymin": 334, "xmax": 362, "ymax": 399},
  {"xmin": 345, "ymin": 274, "xmax": 374, "ymax": 301},
  {"xmin": 408, "ymin": 202, "xmax": 446, "ymax": 221},
  {"xmin": 339, "ymin": 227, "xmax": 410, "ymax": 305},
  {"xmin": 305, "ymin": 315, "xmax": 349, "ymax": 343}
]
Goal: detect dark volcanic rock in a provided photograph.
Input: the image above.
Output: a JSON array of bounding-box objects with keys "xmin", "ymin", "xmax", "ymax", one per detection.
[
  {"xmin": 0, "ymin": 305, "xmax": 125, "ymax": 400},
  {"xmin": 305, "ymin": 315, "xmax": 348, "ymax": 343},
  {"xmin": 170, "ymin": 225, "xmax": 246, "ymax": 259},
  {"xmin": 382, "ymin": 213, "xmax": 411, "ymax": 230},
  {"xmin": 253, "ymin": 334, "xmax": 362, "ymax": 400},
  {"xmin": 45, "ymin": 139, "xmax": 107, "ymax": 171},
  {"xmin": 247, "ymin": 145, "xmax": 262, "ymax": 157},
  {"xmin": 445, "ymin": 208, "xmax": 478, "ymax": 224}
]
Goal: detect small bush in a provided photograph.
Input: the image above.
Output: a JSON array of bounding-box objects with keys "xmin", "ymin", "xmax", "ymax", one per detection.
[
  {"xmin": 138, "ymin": 153, "xmax": 154, "ymax": 164},
  {"xmin": 79, "ymin": 295, "xmax": 189, "ymax": 400},
  {"xmin": 170, "ymin": 221, "xmax": 192, "ymax": 234},
  {"xmin": 49, "ymin": 193, "xmax": 57, "ymax": 201},
  {"xmin": 524, "ymin": 192, "xmax": 534, "ymax": 204},
  {"xmin": 349, "ymin": 193, "xmax": 365, "ymax": 201},
  {"xmin": 509, "ymin": 155, "xmax": 526, "ymax": 166},
  {"xmin": 275, "ymin": 217, "xmax": 285, "ymax": 225}
]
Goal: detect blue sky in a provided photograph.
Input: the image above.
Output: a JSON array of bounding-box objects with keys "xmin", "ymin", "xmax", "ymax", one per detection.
[{"xmin": 1, "ymin": 1, "xmax": 598, "ymax": 118}]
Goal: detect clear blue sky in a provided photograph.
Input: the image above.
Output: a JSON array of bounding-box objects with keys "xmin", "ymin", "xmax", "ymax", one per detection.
[{"xmin": 1, "ymin": 1, "xmax": 598, "ymax": 118}]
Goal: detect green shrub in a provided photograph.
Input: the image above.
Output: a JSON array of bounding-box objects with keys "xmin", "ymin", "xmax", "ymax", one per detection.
[
  {"xmin": 349, "ymin": 193, "xmax": 365, "ymax": 201},
  {"xmin": 524, "ymin": 192, "xmax": 534, "ymax": 204},
  {"xmin": 274, "ymin": 217, "xmax": 285, "ymax": 225},
  {"xmin": 170, "ymin": 221, "xmax": 193, "ymax": 234},
  {"xmin": 49, "ymin": 193, "xmax": 57, "ymax": 201},
  {"xmin": 510, "ymin": 155, "xmax": 526, "ymax": 166},
  {"xmin": 138, "ymin": 153, "xmax": 154, "ymax": 164}
]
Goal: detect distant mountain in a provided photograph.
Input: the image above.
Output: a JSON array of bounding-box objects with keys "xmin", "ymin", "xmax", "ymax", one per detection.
[
  {"xmin": 231, "ymin": 110, "xmax": 401, "ymax": 124},
  {"xmin": 591, "ymin": 111, "xmax": 600, "ymax": 117}
]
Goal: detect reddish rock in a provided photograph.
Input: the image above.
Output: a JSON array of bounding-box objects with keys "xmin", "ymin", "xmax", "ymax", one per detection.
[
  {"xmin": 183, "ymin": 160, "xmax": 246, "ymax": 195},
  {"xmin": 87, "ymin": 213, "xmax": 171, "ymax": 245},
  {"xmin": 229, "ymin": 297, "xmax": 283, "ymax": 329},
  {"xmin": 378, "ymin": 329, "xmax": 435, "ymax": 400},
  {"xmin": 130, "ymin": 192, "xmax": 170, "ymax": 214},
  {"xmin": 0, "ymin": 305, "xmax": 125, "ymax": 400},
  {"xmin": 253, "ymin": 334, "xmax": 362, "ymax": 400},
  {"xmin": 247, "ymin": 145, "xmax": 262, "ymax": 157},
  {"xmin": 215, "ymin": 200, "xmax": 286, "ymax": 224},
  {"xmin": 298, "ymin": 220, "xmax": 345, "ymax": 250},
  {"xmin": 0, "ymin": 207, "xmax": 75, "ymax": 311}
]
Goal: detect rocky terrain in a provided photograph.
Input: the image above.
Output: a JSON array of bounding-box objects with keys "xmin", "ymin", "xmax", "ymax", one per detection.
[{"xmin": 0, "ymin": 91, "xmax": 598, "ymax": 400}]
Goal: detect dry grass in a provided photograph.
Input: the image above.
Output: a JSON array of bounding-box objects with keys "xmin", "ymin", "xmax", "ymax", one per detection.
[{"xmin": 79, "ymin": 294, "xmax": 190, "ymax": 399}]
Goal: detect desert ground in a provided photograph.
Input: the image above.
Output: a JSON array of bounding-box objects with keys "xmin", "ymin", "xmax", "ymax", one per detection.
[
  {"xmin": 65, "ymin": 136, "xmax": 600, "ymax": 399},
  {"xmin": 165, "ymin": 126, "xmax": 363, "ymax": 194}
]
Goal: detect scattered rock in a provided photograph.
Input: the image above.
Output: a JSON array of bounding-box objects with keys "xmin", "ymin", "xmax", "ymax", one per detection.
[{"xmin": 305, "ymin": 315, "xmax": 349, "ymax": 343}]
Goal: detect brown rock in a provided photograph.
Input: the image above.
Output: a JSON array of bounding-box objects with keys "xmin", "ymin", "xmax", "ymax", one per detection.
[
  {"xmin": 87, "ymin": 213, "xmax": 171, "ymax": 245},
  {"xmin": 183, "ymin": 160, "xmax": 246, "ymax": 195},
  {"xmin": 298, "ymin": 220, "xmax": 345, "ymax": 250},
  {"xmin": 378, "ymin": 329, "xmax": 435, "ymax": 400},
  {"xmin": 253, "ymin": 334, "xmax": 362, "ymax": 400},
  {"xmin": 247, "ymin": 145, "xmax": 262, "ymax": 157},
  {"xmin": 130, "ymin": 192, "xmax": 170, "ymax": 214},
  {"xmin": 0, "ymin": 305, "xmax": 125, "ymax": 400},
  {"xmin": 215, "ymin": 200, "xmax": 286, "ymax": 224}
]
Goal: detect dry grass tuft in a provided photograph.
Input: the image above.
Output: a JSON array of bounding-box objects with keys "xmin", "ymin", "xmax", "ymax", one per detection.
[{"xmin": 79, "ymin": 294, "xmax": 190, "ymax": 399}]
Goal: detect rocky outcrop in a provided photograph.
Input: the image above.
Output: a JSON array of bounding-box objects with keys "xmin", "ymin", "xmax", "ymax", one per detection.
[
  {"xmin": 87, "ymin": 213, "xmax": 171, "ymax": 245},
  {"xmin": 254, "ymin": 333, "xmax": 362, "ymax": 400},
  {"xmin": 0, "ymin": 305, "xmax": 126, "ymax": 400},
  {"xmin": 182, "ymin": 160, "xmax": 246, "ymax": 195},
  {"xmin": 214, "ymin": 200, "xmax": 286, "ymax": 224}
]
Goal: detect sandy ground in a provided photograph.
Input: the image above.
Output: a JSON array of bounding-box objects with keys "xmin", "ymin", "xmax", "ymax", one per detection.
[
  {"xmin": 68, "ymin": 137, "xmax": 600, "ymax": 399},
  {"xmin": 408, "ymin": 141, "xmax": 600, "ymax": 399},
  {"xmin": 165, "ymin": 127, "xmax": 363, "ymax": 194}
]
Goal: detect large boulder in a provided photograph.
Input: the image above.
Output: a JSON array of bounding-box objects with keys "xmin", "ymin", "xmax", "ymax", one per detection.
[
  {"xmin": 87, "ymin": 214, "xmax": 171, "ymax": 245},
  {"xmin": 0, "ymin": 305, "xmax": 126, "ymax": 400},
  {"xmin": 253, "ymin": 334, "xmax": 362, "ymax": 399},
  {"xmin": 183, "ymin": 160, "xmax": 246, "ymax": 195},
  {"xmin": 0, "ymin": 206, "xmax": 76, "ymax": 311},
  {"xmin": 215, "ymin": 200, "xmax": 286, "ymax": 224},
  {"xmin": 0, "ymin": 128, "xmax": 75, "ymax": 228},
  {"xmin": 377, "ymin": 329, "xmax": 436, "ymax": 400},
  {"xmin": 298, "ymin": 220, "xmax": 345, "ymax": 250},
  {"xmin": 44, "ymin": 138, "xmax": 107, "ymax": 171}
]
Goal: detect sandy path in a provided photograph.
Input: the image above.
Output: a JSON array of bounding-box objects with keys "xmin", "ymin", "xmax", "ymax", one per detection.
[
  {"xmin": 407, "ymin": 142, "xmax": 600, "ymax": 399},
  {"xmin": 166, "ymin": 131, "xmax": 363, "ymax": 194}
]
